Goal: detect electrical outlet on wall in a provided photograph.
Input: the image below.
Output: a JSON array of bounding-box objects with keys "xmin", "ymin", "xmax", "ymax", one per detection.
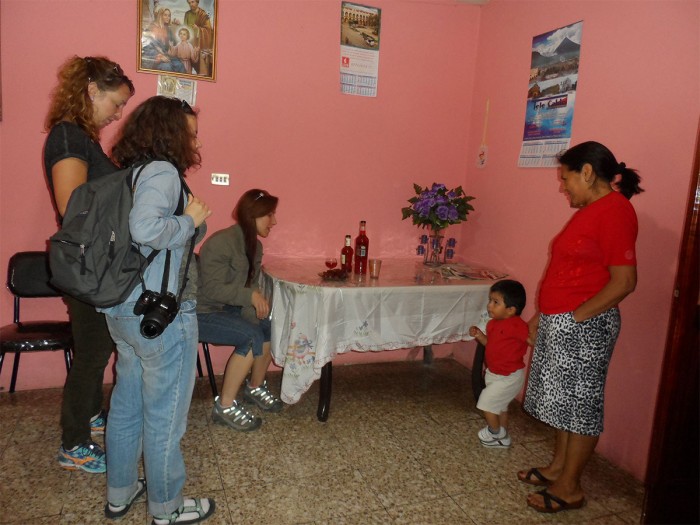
[{"xmin": 211, "ymin": 173, "xmax": 229, "ymax": 186}]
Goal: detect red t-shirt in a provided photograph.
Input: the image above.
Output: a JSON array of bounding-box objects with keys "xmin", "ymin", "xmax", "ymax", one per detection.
[
  {"xmin": 539, "ymin": 191, "xmax": 638, "ymax": 315},
  {"xmin": 485, "ymin": 316, "xmax": 528, "ymax": 375}
]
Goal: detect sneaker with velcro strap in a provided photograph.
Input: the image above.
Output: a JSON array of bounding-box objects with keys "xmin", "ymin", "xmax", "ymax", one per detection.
[
  {"xmin": 243, "ymin": 379, "xmax": 284, "ymax": 412},
  {"xmin": 478, "ymin": 425, "xmax": 512, "ymax": 448},
  {"xmin": 211, "ymin": 397, "xmax": 261, "ymax": 432}
]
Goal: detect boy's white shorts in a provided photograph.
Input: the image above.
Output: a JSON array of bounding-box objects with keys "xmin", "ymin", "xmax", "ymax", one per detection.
[{"xmin": 476, "ymin": 368, "xmax": 525, "ymax": 414}]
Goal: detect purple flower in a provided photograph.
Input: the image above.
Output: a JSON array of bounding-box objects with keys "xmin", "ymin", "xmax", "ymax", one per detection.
[
  {"xmin": 421, "ymin": 196, "xmax": 436, "ymax": 208},
  {"xmin": 414, "ymin": 200, "xmax": 431, "ymax": 217},
  {"xmin": 403, "ymin": 183, "xmax": 473, "ymax": 228}
]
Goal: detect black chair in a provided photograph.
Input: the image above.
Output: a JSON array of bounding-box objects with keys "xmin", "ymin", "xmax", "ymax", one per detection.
[
  {"xmin": 193, "ymin": 254, "xmax": 220, "ymax": 398},
  {"xmin": 0, "ymin": 251, "xmax": 73, "ymax": 393},
  {"xmin": 200, "ymin": 341, "xmax": 218, "ymax": 398}
]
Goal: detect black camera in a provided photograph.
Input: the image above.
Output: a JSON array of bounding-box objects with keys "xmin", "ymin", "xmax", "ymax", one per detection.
[{"xmin": 133, "ymin": 290, "xmax": 179, "ymax": 339}]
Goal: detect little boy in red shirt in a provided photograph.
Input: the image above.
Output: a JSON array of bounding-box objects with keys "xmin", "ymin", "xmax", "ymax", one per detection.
[{"xmin": 469, "ymin": 279, "xmax": 528, "ymax": 448}]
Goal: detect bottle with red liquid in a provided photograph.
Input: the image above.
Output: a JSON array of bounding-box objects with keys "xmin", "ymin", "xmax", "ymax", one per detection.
[
  {"xmin": 354, "ymin": 220, "xmax": 369, "ymax": 274},
  {"xmin": 340, "ymin": 234, "xmax": 353, "ymax": 273}
]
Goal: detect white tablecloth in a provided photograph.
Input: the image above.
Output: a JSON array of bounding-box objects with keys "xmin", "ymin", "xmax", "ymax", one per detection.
[{"xmin": 261, "ymin": 258, "xmax": 492, "ymax": 404}]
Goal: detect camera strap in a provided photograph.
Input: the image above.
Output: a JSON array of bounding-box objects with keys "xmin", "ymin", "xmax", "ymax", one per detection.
[
  {"xmin": 150, "ymin": 227, "xmax": 197, "ymax": 305},
  {"xmin": 156, "ymin": 173, "xmax": 197, "ymax": 304},
  {"xmin": 159, "ymin": 250, "xmax": 172, "ymax": 295},
  {"xmin": 176, "ymin": 228, "xmax": 198, "ymax": 305}
]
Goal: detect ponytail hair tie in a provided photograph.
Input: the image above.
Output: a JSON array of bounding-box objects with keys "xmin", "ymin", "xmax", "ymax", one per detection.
[{"xmin": 618, "ymin": 162, "xmax": 626, "ymax": 172}]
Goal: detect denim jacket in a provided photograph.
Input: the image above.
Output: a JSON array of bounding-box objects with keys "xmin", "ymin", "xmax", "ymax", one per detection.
[{"xmin": 100, "ymin": 161, "xmax": 195, "ymax": 314}]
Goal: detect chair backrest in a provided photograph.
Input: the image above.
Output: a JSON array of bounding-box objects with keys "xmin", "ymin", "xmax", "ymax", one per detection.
[{"xmin": 7, "ymin": 251, "xmax": 60, "ymax": 298}]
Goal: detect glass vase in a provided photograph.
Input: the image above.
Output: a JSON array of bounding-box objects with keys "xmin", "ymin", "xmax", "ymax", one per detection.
[{"xmin": 424, "ymin": 228, "xmax": 445, "ymax": 266}]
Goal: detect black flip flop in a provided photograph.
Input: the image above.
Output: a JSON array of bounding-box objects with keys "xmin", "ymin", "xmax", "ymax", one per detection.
[
  {"xmin": 527, "ymin": 488, "xmax": 586, "ymax": 513},
  {"xmin": 518, "ymin": 467, "xmax": 552, "ymax": 486}
]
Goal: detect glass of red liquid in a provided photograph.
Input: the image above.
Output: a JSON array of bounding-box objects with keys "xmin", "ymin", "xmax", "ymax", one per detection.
[{"xmin": 325, "ymin": 258, "xmax": 338, "ymax": 269}]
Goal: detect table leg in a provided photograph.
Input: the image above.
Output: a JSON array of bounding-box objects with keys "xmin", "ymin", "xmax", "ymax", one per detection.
[
  {"xmin": 471, "ymin": 341, "xmax": 486, "ymax": 402},
  {"xmin": 317, "ymin": 362, "xmax": 333, "ymax": 422},
  {"xmin": 423, "ymin": 345, "xmax": 433, "ymax": 365}
]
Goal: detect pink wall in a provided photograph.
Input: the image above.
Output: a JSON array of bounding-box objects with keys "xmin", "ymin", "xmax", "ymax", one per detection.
[
  {"xmin": 1, "ymin": 3, "xmax": 480, "ymax": 383},
  {"xmin": 1, "ymin": 0, "xmax": 698, "ymax": 481},
  {"xmin": 462, "ymin": 0, "xmax": 699, "ymax": 480}
]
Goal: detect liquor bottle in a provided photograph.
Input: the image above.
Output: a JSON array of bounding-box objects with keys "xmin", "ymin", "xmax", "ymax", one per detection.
[
  {"xmin": 354, "ymin": 220, "xmax": 369, "ymax": 274},
  {"xmin": 340, "ymin": 234, "xmax": 354, "ymax": 273}
]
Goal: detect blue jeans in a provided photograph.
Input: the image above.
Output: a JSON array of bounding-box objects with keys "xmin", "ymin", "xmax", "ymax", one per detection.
[
  {"xmin": 197, "ymin": 305, "xmax": 271, "ymax": 357},
  {"xmin": 104, "ymin": 299, "xmax": 197, "ymax": 517}
]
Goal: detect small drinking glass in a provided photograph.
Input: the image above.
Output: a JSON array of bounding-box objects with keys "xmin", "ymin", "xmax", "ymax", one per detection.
[
  {"xmin": 325, "ymin": 258, "xmax": 338, "ymax": 269},
  {"xmin": 369, "ymin": 258, "xmax": 382, "ymax": 278}
]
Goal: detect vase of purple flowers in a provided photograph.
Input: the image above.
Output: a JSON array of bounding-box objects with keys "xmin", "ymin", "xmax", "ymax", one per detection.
[{"xmin": 401, "ymin": 183, "xmax": 475, "ymax": 265}]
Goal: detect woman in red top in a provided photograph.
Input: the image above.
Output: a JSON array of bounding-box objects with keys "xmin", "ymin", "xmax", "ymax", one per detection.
[{"xmin": 519, "ymin": 141, "xmax": 643, "ymax": 513}]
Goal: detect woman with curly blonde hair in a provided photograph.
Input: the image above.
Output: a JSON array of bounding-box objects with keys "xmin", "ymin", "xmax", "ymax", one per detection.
[{"xmin": 43, "ymin": 55, "xmax": 133, "ymax": 474}]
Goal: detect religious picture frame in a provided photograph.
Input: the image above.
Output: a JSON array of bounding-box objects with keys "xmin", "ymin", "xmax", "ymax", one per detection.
[{"xmin": 137, "ymin": 0, "xmax": 217, "ymax": 81}]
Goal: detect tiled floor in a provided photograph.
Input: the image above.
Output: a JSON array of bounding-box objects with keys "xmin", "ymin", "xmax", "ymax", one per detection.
[{"xmin": 0, "ymin": 359, "xmax": 644, "ymax": 524}]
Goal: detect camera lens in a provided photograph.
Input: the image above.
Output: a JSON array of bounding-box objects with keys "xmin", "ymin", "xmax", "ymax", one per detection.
[{"xmin": 140, "ymin": 319, "xmax": 162, "ymax": 339}]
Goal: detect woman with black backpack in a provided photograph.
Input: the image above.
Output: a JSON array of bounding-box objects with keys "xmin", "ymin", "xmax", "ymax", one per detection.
[
  {"xmin": 102, "ymin": 96, "xmax": 214, "ymax": 525},
  {"xmin": 44, "ymin": 55, "xmax": 134, "ymax": 474}
]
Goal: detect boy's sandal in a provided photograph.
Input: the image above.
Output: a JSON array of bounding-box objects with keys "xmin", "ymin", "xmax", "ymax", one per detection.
[
  {"xmin": 527, "ymin": 489, "xmax": 586, "ymax": 514},
  {"xmin": 517, "ymin": 467, "xmax": 552, "ymax": 486},
  {"xmin": 105, "ymin": 478, "xmax": 147, "ymax": 519},
  {"xmin": 151, "ymin": 498, "xmax": 216, "ymax": 525}
]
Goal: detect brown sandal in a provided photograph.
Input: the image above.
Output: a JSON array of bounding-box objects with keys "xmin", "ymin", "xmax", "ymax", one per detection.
[
  {"xmin": 527, "ymin": 489, "xmax": 586, "ymax": 513},
  {"xmin": 517, "ymin": 467, "xmax": 552, "ymax": 486}
]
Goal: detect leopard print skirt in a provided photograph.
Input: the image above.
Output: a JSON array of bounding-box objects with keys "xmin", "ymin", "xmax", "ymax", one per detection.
[{"xmin": 523, "ymin": 308, "xmax": 620, "ymax": 436}]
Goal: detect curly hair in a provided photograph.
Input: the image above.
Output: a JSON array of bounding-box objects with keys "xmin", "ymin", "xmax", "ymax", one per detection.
[
  {"xmin": 44, "ymin": 56, "xmax": 134, "ymax": 142},
  {"xmin": 111, "ymin": 96, "xmax": 201, "ymax": 174},
  {"xmin": 234, "ymin": 189, "xmax": 279, "ymax": 286}
]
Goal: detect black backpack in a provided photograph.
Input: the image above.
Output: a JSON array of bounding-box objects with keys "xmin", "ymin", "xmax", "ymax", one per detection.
[{"xmin": 49, "ymin": 161, "xmax": 184, "ymax": 307}]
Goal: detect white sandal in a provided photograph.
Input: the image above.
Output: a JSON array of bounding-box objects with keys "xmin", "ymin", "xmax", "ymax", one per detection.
[{"xmin": 151, "ymin": 498, "xmax": 215, "ymax": 525}]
